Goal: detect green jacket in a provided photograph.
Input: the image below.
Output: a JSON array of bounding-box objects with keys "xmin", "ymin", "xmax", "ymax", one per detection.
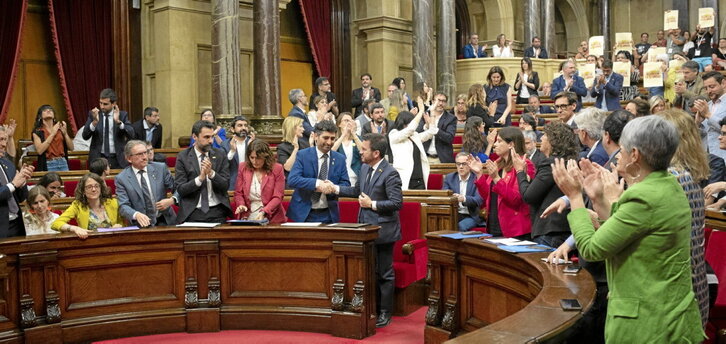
[{"xmin": 568, "ymin": 170, "xmax": 705, "ymax": 343}]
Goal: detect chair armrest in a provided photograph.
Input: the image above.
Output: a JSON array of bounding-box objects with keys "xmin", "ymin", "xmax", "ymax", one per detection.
[{"xmin": 401, "ymin": 239, "xmax": 427, "ymax": 255}]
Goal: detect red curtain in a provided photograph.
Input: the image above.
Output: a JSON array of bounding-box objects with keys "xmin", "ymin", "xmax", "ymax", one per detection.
[
  {"xmin": 0, "ymin": 0, "xmax": 28, "ymax": 123},
  {"xmin": 49, "ymin": 0, "xmax": 112, "ymax": 133},
  {"xmin": 298, "ymin": 0, "xmax": 331, "ymax": 78}
]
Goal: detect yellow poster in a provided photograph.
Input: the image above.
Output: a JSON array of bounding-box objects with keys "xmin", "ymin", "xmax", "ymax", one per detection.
[
  {"xmin": 699, "ymin": 8, "xmax": 715, "ymax": 28},
  {"xmin": 589, "ymin": 36, "xmax": 604, "ymax": 57},
  {"xmin": 664, "ymin": 10, "xmax": 679, "ymax": 31},
  {"xmin": 615, "ymin": 32, "xmax": 633, "ymax": 52},
  {"xmin": 580, "ymin": 64, "xmax": 596, "ymax": 88},
  {"xmin": 614, "ymin": 61, "xmax": 631, "ymax": 87},
  {"xmin": 643, "ymin": 62, "xmax": 663, "ymax": 88},
  {"xmin": 669, "ymin": 59, "xmax": 685, "ymax": 78}
]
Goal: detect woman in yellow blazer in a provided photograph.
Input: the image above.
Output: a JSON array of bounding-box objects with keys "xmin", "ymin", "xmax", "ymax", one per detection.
[
  {"xmin": 552, "ymin": 116, "xmax": 704, "ymax": 343},
  {"xmin": 51, "ymin": 173, "xmax": 124, "ymax": 239}
]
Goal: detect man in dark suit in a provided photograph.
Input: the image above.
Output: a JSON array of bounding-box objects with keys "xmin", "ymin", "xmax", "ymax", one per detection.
[
  {"xmin": 338, "ymin": 133, "xmax": 402, "ymax": 328},
  {"xmin": 419, "ymin": 93, "xmax": 456, "ymax": 163},
  {"xmin": 523, "ymin": 131, "xmax": 546, "ymax": 167},
  {"xmin": 575, "ymin": 108, "xmax": 609, "ymax": 166},
  {"xmin": 523, "ymin": 36, "xmax": 548, "ymax": 58},
  {"xmin": 444, "ymin": 152, "xmax": 484, "ymax": 231},
  {"xmin": 462, "ymin": 33, "xmax": 488, "ymax": 58},
  {"xmin": 361, "ymin": 103, "xmax": 394, "ymax": 162},
  {"xmin": 288, "ymin": 120, "xmax": 351, "ymax": 223},
  {"xmin": 590, "ymin": 60, "xmax": 623, "ymax": 111},
  {"xmin": 174, "ymin": 120, "xmax": 232, "ymax": 223},
  {"xmin": 132, "ymin": 107, "xmax": 162, "ymax": 149},
  {"xmin": 221, "ymin": 116, "xmax": 254, "ymax": 190},
  {"xmin": 550, "ymin": 61, "xmax": 588, "ymax": 111},
  {"xmin": 528, "ymin": 94, "xmax": 554, "ymax": 115},
  {"xmin": 81, "ymin": 88, "xmax": 135, "ymax": 169},
  {"xmin": 116, "ymin": 140, "xmax": 176, "ymax": 227},
  {"xmin": 287, "ymin": 89, "xmax": 312, "ymax": 149},
  {"xmin": 0, "ymin": 127, "xmax": 32, "ymax": 237},
  {"xmin": 351, "ymin": 73, "xmax": 382, "ymax": 118}
]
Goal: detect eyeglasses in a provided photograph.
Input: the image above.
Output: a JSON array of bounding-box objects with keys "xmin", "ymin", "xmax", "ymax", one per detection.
[
  {"xmin": 85, "ymin": 184, "xmax": 101, "ymax": 191},
  {"xmin": 131, "ymin": 150, "xmax": 150, "ymax": 158},
  {"xmin": 720, "ymin": 131, "xmax": 726, "ymax": 136},
  {"xmin": 554, "ymin": 104, "xmax": 571, "ymax": 110},
  {"xmin": 455, "ymin": 162, "xmax": 468, "ymax": 167}
]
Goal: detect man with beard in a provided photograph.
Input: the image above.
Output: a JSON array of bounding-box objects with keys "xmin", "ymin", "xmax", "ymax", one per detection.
[
  {"xmin": 174, "ymin": 120, "xmax": 232, "ymax": 223},
  {"xmin": 361, "ymin": 103, "xmax": 394, "ymax": 161},
  {"xmin": 418, "ymin": 93, "xmax": 456, "ymax": 163},
  {"xmin": 222, "ymin": 116, "xmax": 255, "ymax": 190},
  {"xmin": 0, "ymin": 126, "xmax": 33, "ymax": 237},
  {"xmin": 288, "ymin": 120, "xmax": 350, "ymax": 223},
  {"xmin": 693, "ymin": 71, "xmax": 726, "ymax": 161},
  {"xmin": 351, "ymin": 73, "xmax": 382, "ymax": 118}
]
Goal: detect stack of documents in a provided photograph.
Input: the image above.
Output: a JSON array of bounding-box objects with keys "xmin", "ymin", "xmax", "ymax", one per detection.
[{"xmin": 484, "ymin": 238, "xmax": 554, "ymax": 253}]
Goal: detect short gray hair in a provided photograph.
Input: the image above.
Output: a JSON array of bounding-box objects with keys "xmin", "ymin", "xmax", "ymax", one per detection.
[
  {"xmin": 574, "ymin": 107, "xmax": 607, "ymax": 141},
  {"xmin": 522, "ymin": 130, "xmax": 537, "ymax": 142},
  {"xmin": 288, "ymin": 89, "xmax": 304, "ymax": 105},
  {"xmin": 124, "ymin": 140, "xmax": 147, "ymax": 157},
  {"xmin": 619, "ymin": 116, "xmax": 679, "ymax": 171}
]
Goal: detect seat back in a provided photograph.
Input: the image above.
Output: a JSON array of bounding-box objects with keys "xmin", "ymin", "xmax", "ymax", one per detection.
[
  {"xmin": 338, "ymin": 201, "xmax": 360, "ymax": 223},
  {"xmin": 427, "ymin": 173, "xmax": 444, "ymax": 190},
  {"xmin": 166, "ymin": 156, "xmax": 177, "ymax": 169},
  {"xmin": 706, "ymin": 229, "xmax": 726, "ymax": 310},
  {"xmin": 393, "ymin": 202, "xmax": 422, "ymax": 263},
  {"xmin": 68, "ymin": 159, "xmax": 82, "ymax": 170},
  {"xmin": 64, "ymin": 180, "xmax": 79, "ymax": 196}
]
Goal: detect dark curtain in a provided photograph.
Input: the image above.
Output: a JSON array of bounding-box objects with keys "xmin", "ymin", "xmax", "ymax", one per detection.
[
  {"xmin": 49, "ymin": 0, "xmax": 112, "ymax": 133},
  {"xmin": 0, "ymin": 0, "xmax": 28, "ymax": 123},
  {"xmin": 298, "ymin": 0, "xmax": 331, "ymax": 78}
]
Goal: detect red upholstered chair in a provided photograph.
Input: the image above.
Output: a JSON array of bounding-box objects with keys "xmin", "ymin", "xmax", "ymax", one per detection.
[
  {"xmin": 393, "ymin": 202, "xmax": 427, "ymax": 315},
  {"xmin": 707, "ymin": 229, "xmax": 726, "ymax": 333},
  {"xmin": 68, "ymin": 159, "xmax": 82, "ymax": 170},
  {"xmin": 338, "ymin": 201, "xmax": 360, "ymax": 223},
  {"xmin": 282, "ymin": 201, "xmax": 291, "ymax": 221},
  {"xmin": 453, "ymin": 135, "xmax": 463, "ymax": 145},
  {"xmin": 105, "ymin": 179, "xmax": 116, "ymax": 194},
  {"xmin": 427, "ymin": 173, "xmax": 444, "ymax": 190},
  {"xmin": 166, "ymin": 156, "xmax": 177, "ymax": 169},
  {"xmin": 64, "ymin": 181, "xmax": 78, "ymax": 196}
]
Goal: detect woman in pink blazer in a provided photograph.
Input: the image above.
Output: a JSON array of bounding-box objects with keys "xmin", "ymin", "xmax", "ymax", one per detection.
[
  {"xmin": 469, "ymin": 127, "xmax": 535, "ymax": 238},
  {"xmin": 234, "ymin": 139, "xmax": 287, "ymax": 223}
]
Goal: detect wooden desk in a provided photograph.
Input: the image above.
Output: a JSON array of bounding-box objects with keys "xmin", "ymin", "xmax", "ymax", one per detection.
[
  {"xmin": 0, "ymin": 225, "xmax": 379, "ymax": 343},
  {"xmin": 424, "ymin": 232, "xmax": 596, "ymax": 344},
  {"xmin": 707, "ymin": 209, "xmax": 726, "ymax": 230}
]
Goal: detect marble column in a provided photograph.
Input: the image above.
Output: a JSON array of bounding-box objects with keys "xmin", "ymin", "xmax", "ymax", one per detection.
[
  {"xmin": 703, "ymin": 0, "xmax": 719, "ymax": 40},
  {"xmin": 600, "ymin": 0, "xmax": 610, "ymax": 57},
  {"xmin": 542, "ymin": 0, "xmax": 555, "ymax": 58},
  {"xmin": 673, "ymin": 0, "xmax": 689, "ymax": 33},
  {"xmin": 413, "ymin": 0, "xmax": 435, "ymax": 93},
  {"xmin": 212, "ymin": 0, "xmax": 242, "ymax": 123},
  {"xmin": 523, "ymin": 0, "xmax": 540, "ymax": 49},
  {"xmin": 436, "ymin": 0, "xmax": 456, "ymax": 104},
  {"xmin": 252, "ymin": 0, "xmax": 282, "ymax": 135}
]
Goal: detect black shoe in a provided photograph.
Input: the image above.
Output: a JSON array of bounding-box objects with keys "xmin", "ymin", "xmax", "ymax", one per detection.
[{"xmin": 376, "ymin": 311, "xmax": 392, "ymax": 328}]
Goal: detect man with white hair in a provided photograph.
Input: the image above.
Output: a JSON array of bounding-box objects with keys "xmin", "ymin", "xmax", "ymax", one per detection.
[
  {"xmin": 574, "ymin": 108, "xmax": 609, "ymax": 166},
  {"xmin": 287, "ymin": 89, "xmax": 312, "ymax": 148}
]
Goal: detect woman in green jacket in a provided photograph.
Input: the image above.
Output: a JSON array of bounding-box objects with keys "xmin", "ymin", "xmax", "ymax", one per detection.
[{"xmin": 551, "ymin": 115, "xmax": 704, "ymax": 343}]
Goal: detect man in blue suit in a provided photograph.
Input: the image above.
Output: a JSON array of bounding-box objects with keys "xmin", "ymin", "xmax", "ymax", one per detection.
[
  {"xmin": 116, "ymin": 140, "xmax": 177, "ymax": 227},
  {"xmin": 221, "ymin": 116, "xmax": 254, "ymax": 190},
  {"xmin": 590, "ymin": 60, "xmax": 623, "ymax": 111},
  {"xmin": 287, "ymin": 89, "xmax": 312, "ymax": 149},
  {"xmin": 0, "ymin": 127, "xmax": 32, "ymax": 237},
  {"xmin": 551, "ymin": 61, "xmax": 588, "ymax": 111},
  {"xmin": 443, "ymin": 153, "xmax": 484, "ymax": 231},
  {"xmin": 462, "ymin": 34, "xmax": 488, "ymax": 58},
  {"xmin": 288, "ymin": 120, "xmax": 351, "ymax": 223},
  {"xmin": 338, "ymin": 133, "xmax": 402, "ymax": 328},
  {"xmin": 575, "ymin": 108, "xmax": 609, "ymax": 166}
]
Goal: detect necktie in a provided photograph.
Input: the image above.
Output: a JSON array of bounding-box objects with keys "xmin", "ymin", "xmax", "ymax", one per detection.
[
  {"xmin": 0, "ymin": 165, "xmax": 19, "ymax": 217},
  {"xmin": 199, "ymin": 153, "xmax": 210, "ymax": 213},
  {"xmin": 146, "ymin": 127, "xmax": 153, "ymax": 143},
  {"xmin": 365, "ymin": 167, "xmax": 373, "ymax": 193},
  {"xmin": 103, "ymin": 113, "xmax": 111, "ymax": 156},
  {"xmin": 312, "ymin": 153, "xmax": 329, "ymax": 203},
  {"xmin": 377, "ymin": 125, "xmax": 382, "ymax": 134},
  {"xmin": 138, "ymin": 170, "xmax": 157, "ymax": 226}
]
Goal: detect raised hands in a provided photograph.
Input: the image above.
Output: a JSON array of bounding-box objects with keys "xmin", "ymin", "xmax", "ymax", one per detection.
[
  {"xmin": 510, "ymin": 147, "xmax": 526, "ymax": 172},
  {"xmin": 551, "ymin": 158, "xmax": 583, "ymax": 198},
  {"xmin": 3, "ymin": 119, "xmax": 16, "ymax": 137},
  {"xmin": 91, "ymin": 107, "xmax": 100, "ymax": 124},
  {"xmin": 112, "ymin": 105, "xmax": 120, "ymax": 124},
  {"xmin": 467, "ymin": 154, "xmax": 484, "ymax": 176}
]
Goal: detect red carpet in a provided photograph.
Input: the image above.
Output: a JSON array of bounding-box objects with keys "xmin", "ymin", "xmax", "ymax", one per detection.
[{"xmin": 96, "ymin": 307, "xmax": 426, "ymax": 344}]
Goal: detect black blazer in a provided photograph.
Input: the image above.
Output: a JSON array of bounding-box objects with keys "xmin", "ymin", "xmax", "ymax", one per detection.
[
  {"xmin": 516, "ymin": 156, "xmax": 570, "ymax": 238},
  {"xmin": 351, "ymin": 87, "xmax": 381, "ymax": 117},
  {"xmin": 131, "ymin": 119, "xmax": 163, "ymax": 149},
  {"xmin": 523, "ymin": 46, "xmax": 548, "ymax": 59},
  {"xmin": 361, "ymin": 119, "xmax": 394, "ymax": 163},
  {"xmin": 514, "ymin": 71, "xmax": 540, "ymax": 100},
  {"xmin": 418, "ymin": 111, "xmax": 457, "ymax": 163},
  {"xmin": 81, "ymin": 110, "xmax": 135, "ymax": 168},
  {"xmin": 174, "ymin": 146, "xmax": 232, "ymax": 223},
  {"xmin": 0, "ymin": 158, "xmax": 27, "ymax": 237},
  {"xmin": 466, "ymin": 104, "xmax": 494, "ymax": 133}
]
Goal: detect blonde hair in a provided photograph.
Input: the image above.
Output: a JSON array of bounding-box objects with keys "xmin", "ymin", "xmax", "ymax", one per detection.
[
  {"xmin": 282, "ymin": 116, "xmax": 303, "ymax": 143},
  {"xmin": 466, "ymin": 83, "xmax": 486, "ymax": 108},
  {"xmin": 656, "ymin": 109, "xmax": 710, "ymax": 182}
]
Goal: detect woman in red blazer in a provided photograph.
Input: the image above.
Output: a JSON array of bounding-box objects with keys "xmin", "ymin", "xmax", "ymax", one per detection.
[
  {"xmin": 234, "ymin": 139, "xmax": 287, "ymax": 223},
  {"xmin": 469, "ymin": 127, "xmax": 535, "ymax": 238}
]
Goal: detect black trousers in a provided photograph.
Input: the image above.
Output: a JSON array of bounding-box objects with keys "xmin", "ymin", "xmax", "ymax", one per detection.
[
  {"xmin": 187, "ymin": 205, "xmax": 228, "ymax": 223},
  {"xmin": 374, "ymin": 242, "xmax": 395, "ymax": 314}
]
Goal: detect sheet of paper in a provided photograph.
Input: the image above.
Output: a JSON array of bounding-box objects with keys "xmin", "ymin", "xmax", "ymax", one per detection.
[
  {"xmin": 664, "ymin": 10, "xmax": 679, "ymax": 31},
  {"xmin": 588, "ymin": 36, "xmax": 604, "ymax": 56},
  {"xmin": 484, "ymin": 238, "xmax": 522, "ymax": 245},
  {"xmin": 613, "ymin": 61, "xmax": 631, "ymax": 87},
  {"xmin": 643, "ymin": 62, "xmax": 663, "ymax": 88},
  {"xmin": 615, "ymin": 32, "xmax": 633, "ymax": 51},
  {"xmin": 97, "ymin": 226, "xmax": 140, "ymax": 232},
  {"xmin": 669, "ymin": 59, "xmax": 685, "ymax": 79},
  {"xmin": 497, "ymin": 245, "xmax": 554, "ymax": 253},
  {"xmin": 504, "ymin": 240, "xmax": 538, "ymax": 246},
  {"xmin": 440, "ymin": 232, "xmax": 492, "ymax": 240},
  {"xmin": 648, "ymin": 47, "xmax": 667, "ymax": 62},
  {"xmin": 580, "ymin": 63, "xmax": 596, "ymax": 88},
  {"xmin": 176, "ymin": 222, "xmax": 220, "ymax": 228},
  {"xmin": 281, "ymin": 222, "xmax": 322, "ymax": 227},
  {"xmin": 699, "ymin": 7, "xmax": 715, "ymax": 28}
]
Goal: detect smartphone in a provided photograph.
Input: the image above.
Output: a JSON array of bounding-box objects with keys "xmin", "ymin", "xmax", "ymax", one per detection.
[
  {"xmin": 560, "ymin": 299, "xmax": 582, "ymax": 311},
  {"xmin": 563, "ymin": 265, "xmax": 582, "ymax": 274}
]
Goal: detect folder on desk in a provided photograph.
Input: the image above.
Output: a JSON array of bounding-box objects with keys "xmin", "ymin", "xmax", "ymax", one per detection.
[
  {"xmin": 497, "ymin": 245, "xmax": 554, "ymax": 253},
  {"xmin": 440, "ymin": 232, "xmax": 492, "ymax": 239}
]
